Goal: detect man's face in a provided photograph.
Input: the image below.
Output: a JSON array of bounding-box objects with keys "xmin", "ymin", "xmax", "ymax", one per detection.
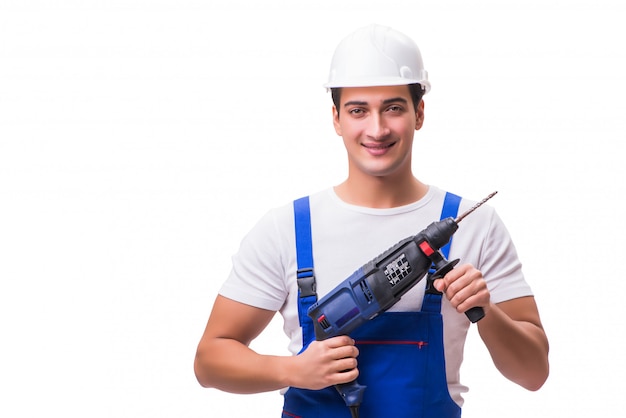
[{"xmin": 332, "ymin": 85, "xmax": 424, "ymax": 180}]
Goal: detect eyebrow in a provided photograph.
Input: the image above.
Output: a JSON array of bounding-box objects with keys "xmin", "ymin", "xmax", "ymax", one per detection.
[{"xmin": 343, "ymin": 97, "xmax": 409, "ymax": 108}]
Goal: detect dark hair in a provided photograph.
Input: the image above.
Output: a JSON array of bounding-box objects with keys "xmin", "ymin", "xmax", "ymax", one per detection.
[{"xmin": 331, "ymin": 83, "xmax": 425, "ymax": 118}]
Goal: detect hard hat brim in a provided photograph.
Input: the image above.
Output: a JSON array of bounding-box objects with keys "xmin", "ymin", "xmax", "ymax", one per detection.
[{"xmin": 323, "ymin": 77, "xmax": 430, "ymax": 93}]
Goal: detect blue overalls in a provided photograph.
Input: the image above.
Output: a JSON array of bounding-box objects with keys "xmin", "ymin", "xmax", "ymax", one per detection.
[{"xmin": 282, "ymin": 193, "xmax": 463, "ymax": 418}]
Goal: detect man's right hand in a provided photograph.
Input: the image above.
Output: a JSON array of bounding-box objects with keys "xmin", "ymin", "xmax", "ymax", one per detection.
[{"xmin": 288, "ymin": 336, "xmax": 359, "ymax": 390}]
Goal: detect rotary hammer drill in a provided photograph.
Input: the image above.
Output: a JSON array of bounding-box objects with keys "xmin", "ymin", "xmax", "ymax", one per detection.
[{"xmin": 306, "ymin": 192, "xmax": 497, "ymax": 418}]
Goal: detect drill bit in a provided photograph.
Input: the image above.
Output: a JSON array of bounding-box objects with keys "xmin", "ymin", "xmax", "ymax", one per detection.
[{"xmin": 455, "ymin": 191, "xmax": 498, "ymax": 223}]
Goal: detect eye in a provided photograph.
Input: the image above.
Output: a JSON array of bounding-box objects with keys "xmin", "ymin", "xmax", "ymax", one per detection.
[
  {"xmin": 348, "ymin": 108, "xmax": 366, "ymax": 116},
  {"xmin": 386, "ymin": 105, "xmax": 404, "ymax": 113}
]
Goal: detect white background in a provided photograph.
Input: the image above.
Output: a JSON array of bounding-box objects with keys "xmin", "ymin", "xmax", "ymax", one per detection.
[{"xmin": 1, "ymin": 0, "xmax": 624, "ymax": 417}]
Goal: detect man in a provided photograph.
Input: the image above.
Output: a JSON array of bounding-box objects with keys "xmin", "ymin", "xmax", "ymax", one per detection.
[{"xmin": 194, "ymin": 24, "xmax": 549, "ymax": 418}]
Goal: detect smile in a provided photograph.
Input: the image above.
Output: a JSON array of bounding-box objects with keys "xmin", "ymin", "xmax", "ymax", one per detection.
[
  {"xmin": 362, "ymin": 142, "xmax": 396, "ymax": 150},
  {"xmin": 362, "ymin": 141, "xmax": 397, "ymax": 157}
]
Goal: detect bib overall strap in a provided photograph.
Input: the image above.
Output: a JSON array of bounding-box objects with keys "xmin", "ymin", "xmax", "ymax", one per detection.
[
  {"xmin": 423, "ymin": 192, "xmax": 462, "ymax": 314},
  {"xmin": 439, "ymin": 192, "xmax": 462, "ymax": 260},
  {"xmin": 293, "ymin": 196, "xmax": 317, "ymax": 352}
]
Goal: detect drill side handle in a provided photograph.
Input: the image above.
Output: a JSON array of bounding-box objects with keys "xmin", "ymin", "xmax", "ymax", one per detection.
[
  {"xmin": 428, "ymin": 257, "xmax": 485, "ymax": 323},
  {"xmin": 465, "ymin": 307, "xmax": 485, "ymax": 323}
]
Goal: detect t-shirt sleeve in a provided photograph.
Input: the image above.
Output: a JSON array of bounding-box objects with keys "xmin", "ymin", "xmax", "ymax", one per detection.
[
  {"xmin": 218, "ymin": 208, "xmax": 291, "ymax": 311},
  {"xmin": 480, "ymin": 209, "xmax": 533, "ymax": 303}
]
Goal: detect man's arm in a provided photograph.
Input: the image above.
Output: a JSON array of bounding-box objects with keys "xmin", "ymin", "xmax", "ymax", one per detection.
[
  {"xmin": 194, "ymin": 295, "xmax": 359, "ymax": 393},
  {"xmin": 434, "ymin": 264, "xmax": 549, "ymax": 391}
]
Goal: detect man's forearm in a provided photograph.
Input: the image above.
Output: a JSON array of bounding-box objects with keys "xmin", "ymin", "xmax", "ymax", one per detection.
[
  {"xmin": 194, "ymin": 338, "xmax": 291, "ymax": 394},
  {"xmin": 477, "ymin": 298, "xmax": 549, "ymax": 391}
]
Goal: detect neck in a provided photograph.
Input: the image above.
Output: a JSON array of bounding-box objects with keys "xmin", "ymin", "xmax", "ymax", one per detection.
[{"xmin": 334, "ymin": 174, "xmax": 428, "ymax": 208}]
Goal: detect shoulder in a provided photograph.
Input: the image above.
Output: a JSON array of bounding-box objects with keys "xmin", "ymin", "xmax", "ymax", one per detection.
[{"xmin": 241, "ymin": 189, "xmax": 333, "ymax": 247}]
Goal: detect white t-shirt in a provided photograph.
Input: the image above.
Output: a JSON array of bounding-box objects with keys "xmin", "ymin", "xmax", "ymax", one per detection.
[{"xmin": 219, "ymin": 186, "xmax": 532, "ymax": 406}]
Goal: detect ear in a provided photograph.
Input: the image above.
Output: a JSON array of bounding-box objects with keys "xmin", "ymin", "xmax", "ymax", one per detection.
[
  {"xmin": 415, "ymin": 100, "xmax": 425, "ymax": 130},
  {"xmin": 332, "ymin": 105, "xmax": 342, "ymax": 136}
]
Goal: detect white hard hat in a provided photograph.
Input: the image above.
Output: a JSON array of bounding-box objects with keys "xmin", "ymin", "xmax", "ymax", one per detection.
[{"xmin": 323, "ymin": 24, "xmax": 430, "ymax": 93}]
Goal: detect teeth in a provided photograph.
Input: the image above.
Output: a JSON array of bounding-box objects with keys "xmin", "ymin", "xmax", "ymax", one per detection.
[{"xmin": 366, "ymin": 143, "xmax": 393, "ymax": 149}]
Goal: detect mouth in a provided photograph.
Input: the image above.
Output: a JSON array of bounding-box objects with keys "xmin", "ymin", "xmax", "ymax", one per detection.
[
  {"xmin": 362, "ymin": 141, "xmax": 397, "ymax": 155},
  {"xmin": 362, "ymin": 141, "xmax": 396, "ymax": 150}
]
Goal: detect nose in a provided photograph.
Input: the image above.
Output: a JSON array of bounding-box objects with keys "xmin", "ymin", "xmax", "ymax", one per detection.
[{"xmin": 365, "ymin": 113, "xmax": 391, "ymax": 140}]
